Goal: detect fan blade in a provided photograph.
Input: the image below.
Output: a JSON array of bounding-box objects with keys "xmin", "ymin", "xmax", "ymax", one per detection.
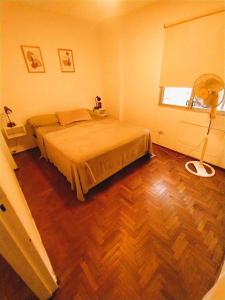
[
  {"xmin": 195, "ymin": 87, "xmax": 209, "ymax": 100},
  {"xmin": 205, "ymin": 78, "xmax": 223, "ymax": 92}
]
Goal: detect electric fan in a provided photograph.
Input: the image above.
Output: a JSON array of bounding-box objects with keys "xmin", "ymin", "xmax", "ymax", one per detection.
[{"xmin": 185, "ymin": 74, "xmax": 225, "ymax": 177}]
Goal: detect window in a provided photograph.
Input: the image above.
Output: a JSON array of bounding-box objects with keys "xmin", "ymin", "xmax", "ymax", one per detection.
[
  {"xmin": 159, "ymin": 11, "xmax": 224, "ymax": 114},
  {"xmin": 160, "ymin": 87, "xmax": 225, "ymax": 113},
  {"xmin": 161, "ymin": 87, "xmax": 192, "ymax": 107},
  {"xmin": 217, "ymin": 90, "xmax": 225, "ymax": 112}
]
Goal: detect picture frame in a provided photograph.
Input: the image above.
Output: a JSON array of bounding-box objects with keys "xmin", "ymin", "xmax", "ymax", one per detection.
[
  {"xmin": 21, "ymin": 45, "xmax": 45, "ymax": 73},
  {"xmin": 58, "ymin": 48, "xmax": 75, "ymax": 72}
]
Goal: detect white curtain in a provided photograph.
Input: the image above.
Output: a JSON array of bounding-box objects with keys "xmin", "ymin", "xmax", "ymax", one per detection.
[{"xmin": 160, "ymin": 11, "xmax": 225, "ymax": 87}]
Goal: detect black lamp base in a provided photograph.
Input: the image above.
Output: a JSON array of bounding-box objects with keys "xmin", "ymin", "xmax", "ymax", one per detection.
[{"xmin": 7, "ymin": 122, "xmax": 16, "ymax": 128}]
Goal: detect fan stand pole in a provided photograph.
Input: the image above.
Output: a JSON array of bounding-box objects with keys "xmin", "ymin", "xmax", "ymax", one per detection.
[
  {"xmin": 185, "ymin": 118, "xmax": 215, "ymax": 177},
  {"xmin": 200, "ymin": 119, "xmax": 212, "ymax": 163}
]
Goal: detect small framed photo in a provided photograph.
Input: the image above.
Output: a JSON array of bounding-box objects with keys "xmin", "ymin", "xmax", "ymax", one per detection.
[
  {"xmin": 58, "ymin": 48, "xmax": 75, "ymax": 72},
  {"xmin": 21, "ymin": 45, "xmax": 45, "ymax": 73}
]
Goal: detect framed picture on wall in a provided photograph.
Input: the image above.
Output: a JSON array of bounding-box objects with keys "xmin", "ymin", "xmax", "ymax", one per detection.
[
  {"xmin": 58, "ymin": 48, "xmax": 75, "ymax": 72},
  {"xmin": 21, "ymin": 45, "xmax": 45, "ymax": 73}
]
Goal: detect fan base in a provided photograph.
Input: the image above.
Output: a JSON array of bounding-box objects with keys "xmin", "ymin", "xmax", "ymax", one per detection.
[{"xmin": 185, "ymin": 161, "xmax": 215, "ymax": 177}]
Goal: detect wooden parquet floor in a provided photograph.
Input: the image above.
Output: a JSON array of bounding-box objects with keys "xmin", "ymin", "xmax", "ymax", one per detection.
[{"xmin": 1, "ymin": 144, "xmax": 224, "ymax": 300}]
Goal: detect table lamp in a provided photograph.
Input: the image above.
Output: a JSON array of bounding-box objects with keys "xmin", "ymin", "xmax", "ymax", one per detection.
[
  {"xmin": 4, "ymin": 106, "xmax": 16, "ymax": 127},
  {"xmin": 94, "ymin": 96, "xmax": 102, "ymax": 110}
]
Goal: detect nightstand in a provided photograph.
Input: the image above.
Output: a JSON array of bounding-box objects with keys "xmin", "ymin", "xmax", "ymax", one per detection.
[
  {"xmin": 3, "ymin": 124, "xmax": 27, "ymax": 140},
  {"xmin": 3, "ymin": 124, "xmax": 27, "ymax": 154},
  {"xmin": 93, "ymin": 108, "xmax": 107, "ymax": 117}
]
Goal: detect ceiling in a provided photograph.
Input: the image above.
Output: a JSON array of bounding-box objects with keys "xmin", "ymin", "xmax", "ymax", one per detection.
[{"xmin": 6, "ymin": 0, "xmax": 157, "ymax": 21}]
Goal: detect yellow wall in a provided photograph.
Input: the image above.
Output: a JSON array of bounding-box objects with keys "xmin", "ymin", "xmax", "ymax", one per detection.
[
  {"xmin": 1, "ymin": 3, "xmax": 103, "ymax": 150},
  {"xmin": 0, "ymin": 2, "xmax": 2, "ymax": 108},
  {"xmin": 1, "ymin": 1, "xmax": 225, "ymax": 167},
  {"xmin": 99, "ymin": 1, "xmax": 225, "ymax": 168},
  {"xmin": 1, "ymin": 8, "xmax": 58, "ymax": 295},
  {"xmin": 98, "ymin": 19, "xmax": 123, "ymax": 119}
]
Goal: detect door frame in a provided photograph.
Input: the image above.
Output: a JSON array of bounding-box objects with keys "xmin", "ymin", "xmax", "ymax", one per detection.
[{"xmin": 0, "ymin": 132, "xmax": 58, "ymax": 299}]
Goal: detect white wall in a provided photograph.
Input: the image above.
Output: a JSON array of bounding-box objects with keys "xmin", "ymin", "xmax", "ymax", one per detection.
[
  {"xmin": 1, "ymin": 3, "xmax": 103, "ymax": 150},
  {"xmin": 98, "ymin": 1, "xmax": 225, "ymax": 168}
]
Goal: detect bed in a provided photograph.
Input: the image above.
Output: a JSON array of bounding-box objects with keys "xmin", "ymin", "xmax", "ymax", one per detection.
[{"xmin": 28, "ymin": 110, "xmax": 152, "ymax": 201}]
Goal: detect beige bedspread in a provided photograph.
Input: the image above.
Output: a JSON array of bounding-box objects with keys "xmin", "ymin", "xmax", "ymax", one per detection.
[{"xmin": 37, "ymin": 118, "xmax": 152, "ymax": 201}]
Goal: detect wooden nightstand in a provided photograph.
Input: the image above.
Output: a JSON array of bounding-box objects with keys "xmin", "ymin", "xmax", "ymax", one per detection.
[
  {"xmin": 3, "ymin": 124, "xmax": 27, "ymax": 140},
  {"xmin": 93, "ymin": 108, "xmax": 107, "ymax": 117},
  {"xmin": 3, "ymin": 124, "xmax": 27, "ymax": 154}
]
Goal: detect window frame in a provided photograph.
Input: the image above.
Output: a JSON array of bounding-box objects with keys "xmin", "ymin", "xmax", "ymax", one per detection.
[{"xmin": 159, "ymin": 87, "xmax": 225, "ymax": 115}]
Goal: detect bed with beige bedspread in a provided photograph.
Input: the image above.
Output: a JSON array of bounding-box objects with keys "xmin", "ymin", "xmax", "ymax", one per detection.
[{"xmin": 30, "ymin": 116, "xmax": 152, "ymax": 201}]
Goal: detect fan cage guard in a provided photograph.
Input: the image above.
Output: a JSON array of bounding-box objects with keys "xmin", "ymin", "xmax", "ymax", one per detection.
[{"xmin": 193, "ymin": 73, "xmax": 225, "ymax": 109}]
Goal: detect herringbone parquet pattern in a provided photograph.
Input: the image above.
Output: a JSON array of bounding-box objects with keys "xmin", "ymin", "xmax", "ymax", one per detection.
[{"xmin": 1, "ymin": 145, "xmax": 224, "ymax": 300}]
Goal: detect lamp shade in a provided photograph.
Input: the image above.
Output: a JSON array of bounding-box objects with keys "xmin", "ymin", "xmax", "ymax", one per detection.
[
  {"xmin": 3, "ymin": 106, "xmax": 16, "ymax": 127},
  {"xmin": 4, "ymin": 106, "xmax": 13, "ymax": 114}
]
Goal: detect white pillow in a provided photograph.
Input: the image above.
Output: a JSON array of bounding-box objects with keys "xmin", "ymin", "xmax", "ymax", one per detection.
[{"xmin": 56, "ymin": 109, "xmax": 92, "ymax": 126}]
